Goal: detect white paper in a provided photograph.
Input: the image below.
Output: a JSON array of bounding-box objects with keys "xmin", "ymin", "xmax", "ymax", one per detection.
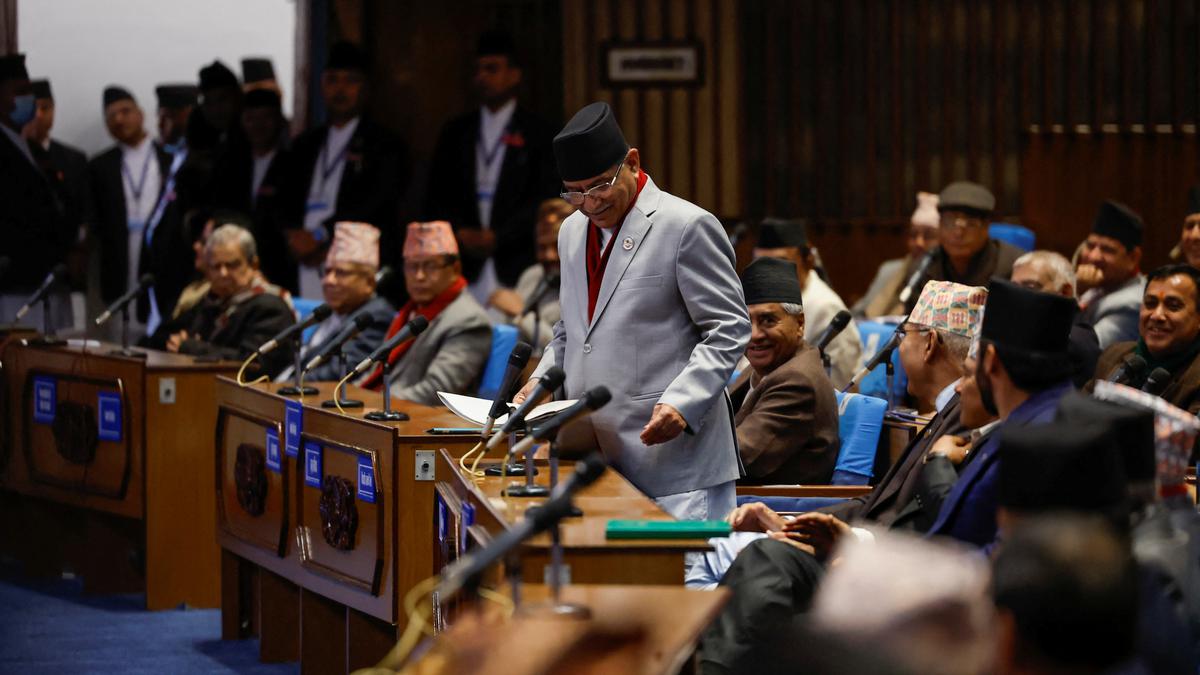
[{"xmin": 436, "ymin": 391, "xmax": 577, "ymax": 426}]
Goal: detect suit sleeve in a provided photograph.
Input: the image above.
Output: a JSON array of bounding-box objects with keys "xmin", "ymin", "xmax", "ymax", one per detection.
[
  {"xmin": 915, "ymin": 454, "xmax": 960, "ymax": 518},
  {"xmin": 738, "ymin": 374, "xmax": 823, "ymax": 481},
  {"xmin": 659, "ymin": 215, "xmax": 751, "ymax": 428},
  {"xmin": 1092, "ymin": 303, "xmax": 1140, "ymax": 350},
  {"xmin": 391, "ymin": 324, "xmax": 492, "ymax": 406},
  {"xmin": 178, "ymin": 298, "xmax": 296, "ymax": 377}
]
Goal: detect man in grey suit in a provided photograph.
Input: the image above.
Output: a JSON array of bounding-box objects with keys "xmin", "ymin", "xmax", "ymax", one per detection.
[
  {"xmin": 361, "ymin": 221, "xmax": 492, "ymax": 406},
  {"xmin": 1077, "ymin": 200, "xmax": 1146, "ymax": 349},
  {"xmin": 518, "ymin": 102, "xmax": 750, "ymax": 567}
]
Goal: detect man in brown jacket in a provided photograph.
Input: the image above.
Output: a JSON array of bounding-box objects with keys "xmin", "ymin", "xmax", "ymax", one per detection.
[
  {"xmin": 730, "ymin": 257, "xmax": 839, "ymax": 485},
  {"xmin": 1092, "ymin": 264, "xmax": 1200, "ymax": 429}
]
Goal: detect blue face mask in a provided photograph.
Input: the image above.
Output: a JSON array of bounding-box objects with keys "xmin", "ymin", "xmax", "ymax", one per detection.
[{"xmin": 9, "ymin": 94, "xmax": 35, "ymax": 127}]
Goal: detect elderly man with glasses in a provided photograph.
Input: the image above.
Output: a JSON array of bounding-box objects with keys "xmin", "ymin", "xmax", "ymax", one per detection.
[
  {"xmin": 516, "ymin": 102, "xmax": 750, "ymax": 585},
  {"xmin": 360, "ymin": 221, "xmax": 492, "ymax": 406},
  {"xmin": 905, "ymin": 181, "xmax": 1023, "ymax": 310}
]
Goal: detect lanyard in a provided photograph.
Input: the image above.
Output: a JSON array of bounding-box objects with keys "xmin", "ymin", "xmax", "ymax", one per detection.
[
  {"xmin": 122, "ymin": 149, "xmax": 154, "ymax": 204},
  {"xmin": 316, "ymin": 132, "xmax": 352, "ymax": 195},
  {"xmin": 476, "ymin": 129, "xmax": 507, "ymax": 171}
]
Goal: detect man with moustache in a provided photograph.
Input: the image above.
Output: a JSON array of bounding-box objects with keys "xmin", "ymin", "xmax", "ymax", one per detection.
[{"xmin": 1076, "ymin": 200, "xmax": 1146, "ymax": 349}]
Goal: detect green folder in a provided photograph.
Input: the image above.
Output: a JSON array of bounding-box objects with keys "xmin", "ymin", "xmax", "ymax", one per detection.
[{"xmin": 605, "ymin": 519, "xmax": 732, "ymax": 539}]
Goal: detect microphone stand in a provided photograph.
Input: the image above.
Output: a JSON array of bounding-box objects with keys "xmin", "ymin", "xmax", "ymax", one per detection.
[
  {"xmin": 364, "ymin": 360, "xmax": 408, "ymax": 421},
  {"xmin": 484, "ymin": 427, "xmax": 535, "ymax": 477},
  {"xmin": 29, "ymin": 292, "xmax": 65, "ymax": 347},
  {"xmin": 885, "ymin": 353, "xmax": 896, "ymax": 410},
  {"xmin": 820, "ymin": 349, "xmax": 832, "ymax": 377},
  {"xmin": 278, "ymin": 333, "xmax": 318, "ymax": 396},
  {"xmin": 109, "ymin": 304, "xmax": 145, "ymax": 358},
  {"xmin": 502, "ymin": 425, "xmax": 549, "ymax": 497},
  {"xmin": 320, "ymin": 348, "xmax": 363, "ymax": 409}
]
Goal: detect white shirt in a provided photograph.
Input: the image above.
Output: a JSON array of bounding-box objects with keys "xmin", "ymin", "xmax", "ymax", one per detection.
[
  {"xmin": 467, "ymin": 100, "xmax": 517, "ymax": 308},
  {"xmin": 935, "ymin": 379, "xmax": 959, "ymax": 414},
  {"xmin": 121, "ymin": 136, "xmax": 162, "ymax": 298},
  {"xmin": 251, "ymin": 150, "xmax": 276, "ymax": 207},
  {"xmin": 300, "ymin": 117, "xmax": 360, "ymax": 298}
]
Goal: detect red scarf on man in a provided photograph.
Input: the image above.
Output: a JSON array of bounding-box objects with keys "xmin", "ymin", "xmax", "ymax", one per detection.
[
  {"xmin": 586, "ymin": 169, "xmax": 648, "ymax": 321},
  {"xmin": 362, "ymin": 275, "xmax": 468, "ymax": 389}
]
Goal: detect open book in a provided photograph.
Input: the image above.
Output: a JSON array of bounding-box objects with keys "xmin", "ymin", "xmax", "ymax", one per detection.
[{"xmin": 437, "ymin": 392, "xmax": 578, "ymax": 427}]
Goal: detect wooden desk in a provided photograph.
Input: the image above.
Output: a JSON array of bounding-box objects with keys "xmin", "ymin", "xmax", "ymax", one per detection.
[
  {"xmin": 0, "ymin": 339, "xmax": 235, "ymax": 609},
  {"xmin": 399, "ymin": 585, "xmax": 729, "ymax": 675},
  {"xmin": 433, "ymin": 450, "xmax": 711, "ymax": 597},
  {"xmin": 214, "ymin": 379, "xmax": 481, "ymax": 673}
]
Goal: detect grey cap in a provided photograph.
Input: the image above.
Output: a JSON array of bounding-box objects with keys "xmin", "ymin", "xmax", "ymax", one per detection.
[{"xmin": 938, "ymin": 181, "xmax": 995, "ymax": 216}]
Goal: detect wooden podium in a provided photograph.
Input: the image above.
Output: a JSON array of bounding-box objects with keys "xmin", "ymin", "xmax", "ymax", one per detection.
[
  {"xmin": 397, "ymin": 585, "xmax": 729, "ymax": 675},
  {"xmin": 214, "ymin": 379, "xmax": 483, "ymax": 673},
  {"xmin": 0, "ymin": 339, "xmax": 236, "ymax": 609}
]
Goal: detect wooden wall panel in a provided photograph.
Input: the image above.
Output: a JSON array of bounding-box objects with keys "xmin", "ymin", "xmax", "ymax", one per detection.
[{"xmin": 561, "ymin": 0, "xmax": 742, "ymax": 217}]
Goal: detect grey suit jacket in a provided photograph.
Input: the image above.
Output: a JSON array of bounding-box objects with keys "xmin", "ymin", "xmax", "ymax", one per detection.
[
  {"xmin": 1080, "ymin": 274, "xmax": 1144, "ymax": 349},
  {"xmin": 386, "ymin": 291, "xmax": 493, "ymax": 406},
  {"xmin": 304, "ymin": 295, "xmax": 396, "ymax": 382},
  {"xmin": 531, "ymin": 175, "xmax": 751, "ymax": 497}
]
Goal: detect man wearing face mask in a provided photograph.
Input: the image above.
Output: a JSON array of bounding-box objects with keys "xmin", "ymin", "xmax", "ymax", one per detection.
[{"xmin": 0, "ymin": 53, "xmax": 72, "ymax": 327}]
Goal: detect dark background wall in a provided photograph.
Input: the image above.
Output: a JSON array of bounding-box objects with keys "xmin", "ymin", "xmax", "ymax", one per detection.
[{"xmin": 304, "ymin": 0, "xmax": 1200, "ymax": 304}]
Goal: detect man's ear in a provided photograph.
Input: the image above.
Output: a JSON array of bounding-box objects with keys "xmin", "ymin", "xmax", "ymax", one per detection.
[
  {"xmin": 923, "ymin": 330, "xmax": 939, "ymax": 364},
  {"xmin": 627, "ymin": 147, "xmax": 641, "ymax": 172},
  {"xmin": 1131, "ymin": 246, "xmax": 1143, "ymax": 268},
  {"xmin": 795, "ymin": 312, "xmax": 805, "ymax": 339}
]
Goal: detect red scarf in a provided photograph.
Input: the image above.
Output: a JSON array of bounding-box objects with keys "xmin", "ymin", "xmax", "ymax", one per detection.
[
  {"xmin": 362, "ymin": 275, "xmax": 467, "ymax": 389},
  {"xmin": 586, "ymin": 169, "xmax": 648, "ymax": 321}
]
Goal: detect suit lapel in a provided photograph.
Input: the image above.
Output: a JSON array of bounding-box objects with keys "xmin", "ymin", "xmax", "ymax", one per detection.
[
  {"xmin": 564, "ymin": 216, "xmax": 591, "ymax": 332},
  {"xmin": 585, "ymin": 178, "xmax": 663, "ymax": 337}
]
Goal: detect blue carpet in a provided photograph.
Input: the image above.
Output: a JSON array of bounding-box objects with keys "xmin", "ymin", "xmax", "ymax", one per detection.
[{"xmin": 0, "ymin": 571, "xmax": 298, "ymax": 674}]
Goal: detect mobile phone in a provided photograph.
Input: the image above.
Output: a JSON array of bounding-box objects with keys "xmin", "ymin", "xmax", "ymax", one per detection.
[{"xmin": 426, "ymin": 427, "xmax": 483, "ymax": 435}]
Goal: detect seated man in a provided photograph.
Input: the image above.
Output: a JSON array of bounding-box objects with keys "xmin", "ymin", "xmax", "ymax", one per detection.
[
  {"xmin": 731, "ymin": 257, "xmax": 839, "ymax": 485},
  {"xmin": 362, "ymin": 221, "xmax": 492, "ymax": 405},
  {"xmin": 1010, "ymin": 249, "xmax": 1100, "ymax": 387},
  {"xmin": 276, "ymin": 221, "xmax": 394, "ymax": 382},
  {"xmin": 166, "ymin": 224, "xmax": 295, "ymax": 378},
  {"xmin": 1076, "ymin": 200, "xmax": 1146, "ymax": 348},
  {"xmin": 1092, "ymin": 264, "xmax": 1200, "ymax": 421},
  {"xmin": 854, "ymin": 191, "xmax": 940, "ymax": 319},
  {"xmin": 486, "ymin": 198, "xmax": 573, "ymax": 349},
  {"xmin": 918, "ymin": 181, "xmax": 1022, "ymax": 296},
  {"xmin": 753, "ymin": 218, "xmax": 862, "ymax": 389},
  {"xmin": 1174, "ymin": 186, "xmax": 1200, "ymax": 269}
]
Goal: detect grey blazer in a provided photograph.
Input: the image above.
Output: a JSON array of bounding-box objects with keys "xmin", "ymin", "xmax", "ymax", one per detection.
[
  {"xmin": 386, "ymin": 291, "xmax": 493, "ymax": 406},
  {"xmin": 531, "ymin": 175, "xmax": 751, "ymax": 497},
  {"xmin": 1080, "ymin": 274, "xmax": 1143, "ymax": 350}
]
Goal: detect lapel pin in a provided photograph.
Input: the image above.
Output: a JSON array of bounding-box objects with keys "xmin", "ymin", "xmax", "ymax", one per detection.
[{"xmin": 622, "ymin": 236, "xmax": 634, "ymax": 251}]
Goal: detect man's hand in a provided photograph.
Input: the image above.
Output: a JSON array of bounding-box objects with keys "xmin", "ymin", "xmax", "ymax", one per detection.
[
  {"xmin": 512, "ymin": 378, "xmax": 538, "ymax": 405},
  {"xmin": 457, "ymin": 228, "xmax": 496, "ymax": 256},
  {"xmin": 1075, "ymin": 263, "xmax": 1104, "ymax": 294},
  {"xmin": 287, "ymin": 229, "xmax": 322, "ymax": 263},
  {"xmin": 766, "ymin": 530, "xmax": 817, "ymax": 556},
  {"xmin": 640, "ymin": 403, "xmax": 687, "ymax": 445},
  {"xmin": 926, "ymin": 434, "xmax": 971, "ymax": 466},
  {"xmin": 488, "ymin": 288, "xmax": 524, "ymax": 318},
  {"xmin": 166, "ymin": 330, "xmax": 189, "ymax": 353},
  {"xmin": 726, "ymin": 501, "xmax": 787, "ymax": 533},
  {"xmin": 780, "ymin": 513, "xmax": 851, "ymax": 562}
]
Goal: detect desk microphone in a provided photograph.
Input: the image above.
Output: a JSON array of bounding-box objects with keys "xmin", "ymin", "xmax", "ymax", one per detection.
[
  {"xmin": 95, "ymin": 273, "xmax": 154, "ymax": 326},
  {"xmin": 813, "ymin": 310, "xmax": 852, "ymax": 354},
  {"xmin": 1141, "ymin": 367, "xmax": 1171, "ymax": 396},
  {"xmin": 256, "ymin": 303, "xmax": 332, "ymax": 354},
  {"xmin": 486, "ymin": 366, "xmax": 566, "ymax": 451},
  {"xmin": 302, "ymin": 312, "xmax": 375, "ymax": 374},
  {"xmin": 842, "ymin": 327, "xmax": 903, "ymax": 393},
  {"xmin": 1107, "ymin": 354, "xmax": 1149, "ymax": 386},
  {"xmin": 506, "ymin": 386, "xmax": 611, "ymax": 458},
  {"xmin": 14, "ymin": 263, "xmax": 67, "ymax": 321},
  {"xmin": 897, "ymin": 247, "xmax": 939, "ymax": 305},
  {"xmin": 346, "ymin": 315, "xmax": 429, "ymax": 379},
  {"xmin": 520, "ymin": 272, "xmax": 560, "ymax": 316},
  {"xmin": 483, "ymin": 342, "xmax": 533, "ymax": 437}
]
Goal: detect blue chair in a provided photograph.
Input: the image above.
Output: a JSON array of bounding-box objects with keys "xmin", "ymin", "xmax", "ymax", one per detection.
[
  {"xmin": 988, "ymin": 223, "xmax": 1035, "ymax": 252},
  {"xmin": 291, "ymin": 297, "xmax": 324, "ymax": 343},
  {"xmin": 477, "ymin": 324, "xmax": 519, "ymax": 400},
  {"xmin": 736, "ymin": 391, "xmax": 887, "ymax": 512},
  {"xmin": 856, "ymin": 321, "xmax": 907, "ymax": 403}
]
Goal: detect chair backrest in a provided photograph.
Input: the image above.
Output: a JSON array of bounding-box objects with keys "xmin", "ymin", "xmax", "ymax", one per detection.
[
  {"xmin": 291, "ymin": 297, "xmax": 324, "ymax": 343},
  {"xmin": 855, "ymin": 321, "xmax": 908, "ymax": 402},
  {"xmin": 988, "ymin": 222, "xmax": 1036, "ymax": 252},
  {"xmin": 477, "ymin": 324, "xmax": 520, "ymax": 400},
  {"xmin": 831, "ymin": 391, "xmax": 887, "ymax": 485}
]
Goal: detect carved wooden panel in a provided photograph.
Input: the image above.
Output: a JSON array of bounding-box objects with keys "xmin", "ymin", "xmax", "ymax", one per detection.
[{"xmin": 215, "ymin": 406, "xmax": 289, "ymax": 557}]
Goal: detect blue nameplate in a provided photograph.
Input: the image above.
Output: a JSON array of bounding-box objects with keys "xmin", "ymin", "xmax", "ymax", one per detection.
[
  {"xmin": 266, "ymin": 428, "xmax": 281, "ymax": 473},
  {"xmin": 436, "ymin": 493, "xmax": 448, "ymax": 544},
  {"xmin": 284, "ymin": 400, "xmax": 303, "ymax": 457},
  {"xmin": 33, "ymin": 376, "xmax": 56, "ymax": 424},
  {"xmin": 303, "ymin": 441, "xmax": 322, "ymax": 488},
  {"xmin": 461, "ymin": 502, "xmax": 475, "ymax": 552},
  {"xmin": 357, "ymin": 455, "xmax": 376, "ymax": 503},
  {"xmin": 96, "ymin": 392, "xmax": 122, "ymax": 442}
]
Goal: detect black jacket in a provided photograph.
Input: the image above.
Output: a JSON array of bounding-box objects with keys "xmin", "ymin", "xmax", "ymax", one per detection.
[
  {"xmin": 0, "ymin": 130, "xmax": 72, "ymax": 292},
  {"xmin": 280, "ymin": 117, "xmax": 409, "ymax": 286},
  {"xmin": 208, "ymin": 146, "xmax": 294, "ymax": 293},
  {"xmin": 423, "ymin": 106, "xmax": 559, "ymax": 286},
  {"xmin": 175, "ymin": 291, "xmax": 296, "ymax": 378},
  {"xmin": 88, "ymin": 142, "xmax": 172, "ymax": 304}
]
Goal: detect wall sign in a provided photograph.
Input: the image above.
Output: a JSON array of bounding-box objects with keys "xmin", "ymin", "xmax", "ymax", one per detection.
[{"xmin": 602, "ymin": 41, "xmax": 704, "ymax": 87}]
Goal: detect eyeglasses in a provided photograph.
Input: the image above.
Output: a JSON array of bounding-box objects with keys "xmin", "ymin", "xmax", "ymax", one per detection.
[
  {"xmin": 560, "ymin": 161, "xmax": 624, "ymax": 206},
  {"xmin": 939, "ymin": 214, "xmax": 986, "ymax": 231},
  {"xmin": 894, "ymin": 323, "xmax": 935, "ymax": 341},
  {"xmin": 321, "ymin": 265, "xmax": 368, "ymax": 281},
  {"xmin": 403, "ymin": 257, "xmax": 453, "ymax": 276}
]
